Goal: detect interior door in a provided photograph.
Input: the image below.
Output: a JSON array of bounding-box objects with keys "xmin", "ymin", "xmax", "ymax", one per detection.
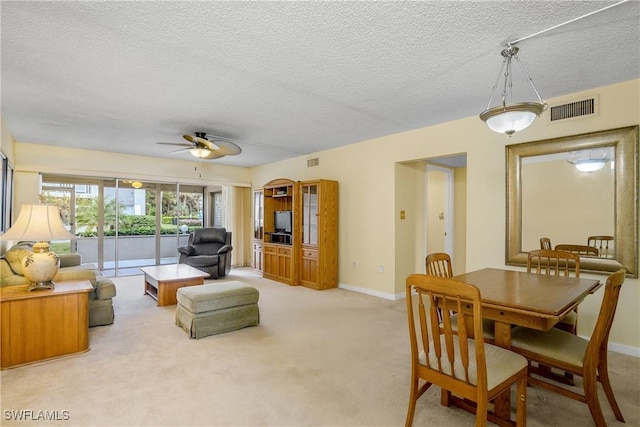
[{"xmin": 425, "ymin": 164, "xmax": 454, "ymax": 256}]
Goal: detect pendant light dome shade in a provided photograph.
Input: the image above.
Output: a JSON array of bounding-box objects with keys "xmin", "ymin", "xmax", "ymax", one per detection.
[
  {"xmin": 480, "ymin": 102, "xmax": 546, "ymax": 135},
  {"xmin": 480, "ymin": 46, "xmax": 547, "ymax": 135}
]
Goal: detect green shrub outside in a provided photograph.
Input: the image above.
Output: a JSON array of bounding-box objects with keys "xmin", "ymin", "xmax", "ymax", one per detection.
[{"xmin": 75, "ymin": 215, "xmax": 202, "ymax": 237}]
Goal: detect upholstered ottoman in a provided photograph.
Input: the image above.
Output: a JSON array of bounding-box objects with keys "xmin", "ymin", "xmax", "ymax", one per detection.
[{"xmin": 175, "ymin": 281, "xmax": 259, "ymax": 339}]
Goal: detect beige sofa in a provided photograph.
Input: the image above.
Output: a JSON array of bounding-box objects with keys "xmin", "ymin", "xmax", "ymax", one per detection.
[{"xmin": 1, "ymin": 242, "xmax": 116, "ymax": 327}]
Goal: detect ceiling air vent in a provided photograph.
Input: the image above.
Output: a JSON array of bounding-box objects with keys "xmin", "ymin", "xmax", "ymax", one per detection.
[
  {"xmin": 548, "ymin": 96, "xmax": 598, "ymax": 123},
  {"xmin": 307, "ymin": 157, "xmax": 319, "ymax": 167}
]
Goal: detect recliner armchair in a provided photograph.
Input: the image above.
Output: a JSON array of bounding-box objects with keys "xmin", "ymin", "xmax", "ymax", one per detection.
[{"xmin": 177, "ymin": 228, "xmax": 233, "ymax": 279}]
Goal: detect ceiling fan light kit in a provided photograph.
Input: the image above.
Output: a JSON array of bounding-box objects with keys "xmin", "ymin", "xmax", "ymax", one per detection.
[
  {"xmin": 479, "ymin": 45, "xmax": 547, "ymax": 136},
  {"xmin": 157, "ymin": 131, "xmax": 242, "ymax": 160},
  {"xmin": 189, "ymin": 147, "xmax": 212, "ymax": 158}
]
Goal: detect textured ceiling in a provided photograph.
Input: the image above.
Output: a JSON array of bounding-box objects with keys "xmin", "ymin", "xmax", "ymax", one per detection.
[{"xmin": 1, "ymin": 1, "xmax": 639, "ymax": 167}]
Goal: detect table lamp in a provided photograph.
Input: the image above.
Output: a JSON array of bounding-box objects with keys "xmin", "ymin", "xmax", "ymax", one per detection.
[{"xmin": 1, "ymin": 204, "xmax": 75, "ymax": 291}]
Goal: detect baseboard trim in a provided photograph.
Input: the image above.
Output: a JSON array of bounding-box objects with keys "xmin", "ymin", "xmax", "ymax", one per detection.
[
  {"xmin": 606, "ymin": 341, "xmax": 640, "ymax": 358},
  {"xmin": 338, "ymin": 283, "xmax": 402, "ymax": 301}
]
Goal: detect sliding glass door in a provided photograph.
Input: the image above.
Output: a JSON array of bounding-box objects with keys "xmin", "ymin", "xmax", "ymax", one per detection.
[{"xmin": 41, "ymin": 175, "xmax": 207, "ymax": 276}]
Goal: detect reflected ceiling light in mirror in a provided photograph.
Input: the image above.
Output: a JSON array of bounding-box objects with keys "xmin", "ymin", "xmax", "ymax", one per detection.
[
  {"xmin": 567, "ymin": 148, "xmax": 609, "ymax": 173},
  {"xmin": 479, "ymin": 46, "xmax": 547, "ymax": 136}
]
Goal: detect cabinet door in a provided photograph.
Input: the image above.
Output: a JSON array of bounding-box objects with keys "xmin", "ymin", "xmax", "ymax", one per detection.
[
  {"xmin": 277, "ymin": 246, "xmax": 293, "ymax": 282},
  {"xmin": 302, "ymin": 183, "xmax": 318, "ymax": 246},
  {"xmin": 263, "ymin": 244, "xmax": 277, "ymax": 278},
  {"xmin": 300, "ymin": 248, "xmax": 318, "ymax": 287}
]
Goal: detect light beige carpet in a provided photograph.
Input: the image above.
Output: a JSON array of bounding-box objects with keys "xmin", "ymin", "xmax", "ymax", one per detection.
[{"xmin": 1, "ymin": 267, "xmax": 638, "ymax": 427}]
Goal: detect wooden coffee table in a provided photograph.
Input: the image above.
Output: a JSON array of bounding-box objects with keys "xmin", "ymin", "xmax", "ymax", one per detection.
[{"xmin": 141, "ymin": 264, "xmax": 210, "ymax": 306}]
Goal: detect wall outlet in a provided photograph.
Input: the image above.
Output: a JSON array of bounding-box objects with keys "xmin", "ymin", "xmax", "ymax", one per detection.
[{"xmin": 377, "ymin": 265, "xmax": 384, "ymax": 273}]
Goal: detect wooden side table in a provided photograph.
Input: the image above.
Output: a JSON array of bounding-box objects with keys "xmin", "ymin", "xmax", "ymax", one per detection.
[{"xmin": 1, "ymin": 280, "xmax": 93, "ymax": 369}]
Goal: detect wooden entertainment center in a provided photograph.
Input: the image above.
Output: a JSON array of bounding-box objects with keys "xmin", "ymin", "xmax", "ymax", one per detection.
[{"xmin": 253, "ymin": 178, "xmax": 338, "ymax": 289}]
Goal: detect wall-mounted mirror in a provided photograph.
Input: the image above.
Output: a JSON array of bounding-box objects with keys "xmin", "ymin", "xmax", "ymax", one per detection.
[{"xmin": 506, "ymin": 126, "xmax": 638, "ymax": 277}]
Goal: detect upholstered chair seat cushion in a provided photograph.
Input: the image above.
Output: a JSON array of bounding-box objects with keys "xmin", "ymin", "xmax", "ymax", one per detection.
[
  {"xmin": 510, "ymin": 326, "xmax": 587, "ymax": 367},
  {"xmin": 184, "ymin": 255, "xmax": 220, "ymax": 268}
]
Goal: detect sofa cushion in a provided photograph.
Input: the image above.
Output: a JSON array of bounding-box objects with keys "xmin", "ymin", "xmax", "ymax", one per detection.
[
  {"xmin": 2, "ymin": 244, "xmax": 33, "ymax": 275},
  {"xmin": 95, "ymin": 276, "xmax": 117, "ymax": 300},
  {"xmin": 58, "ymin": 253, "xmax": 82, "ymax": 268},
  {"xmin": 176, "ymin": 281, "xmax": 259, "ymax": 313}
]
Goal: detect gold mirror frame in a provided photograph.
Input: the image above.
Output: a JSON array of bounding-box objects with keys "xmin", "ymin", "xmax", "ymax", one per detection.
[{"xmin": 506, "ymin": 126, "xmax": 639, "ymax": 277}]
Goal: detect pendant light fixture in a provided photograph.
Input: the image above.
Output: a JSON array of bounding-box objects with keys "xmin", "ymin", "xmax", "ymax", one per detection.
[
  {"xmin": 479, "ymin": 45, "xmax": 547, "ymax": 136},
  {"xmin": 478, "ymin": 1, "xmax": 628, "ymax": 136}
]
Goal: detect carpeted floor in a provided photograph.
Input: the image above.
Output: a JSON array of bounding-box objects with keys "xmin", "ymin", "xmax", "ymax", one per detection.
[{"xmin": 1, "ymin": 267, "xmax": 638, "ymax": 426}]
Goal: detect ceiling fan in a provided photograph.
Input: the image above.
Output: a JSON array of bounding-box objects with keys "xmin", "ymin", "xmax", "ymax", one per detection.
[{"xmin": 157, "ymin": 132, "xmax": 242, "ymax": 159}]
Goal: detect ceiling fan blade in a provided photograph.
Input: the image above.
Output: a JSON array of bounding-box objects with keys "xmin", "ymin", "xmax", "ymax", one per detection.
[
  {"xmin": 183, "ymin": 134, "xmax": 219, "ymax": 151},
  {"xmin": 157, "ymin": 142, "xmax": 192, "ymax": 147},
  {"xmin": 170, "ymin": 147, "xmax": 190, "ymax": 154},
  {"xmin": 209, "ymin": 140, "xmax": 242, "ymax": 156}
]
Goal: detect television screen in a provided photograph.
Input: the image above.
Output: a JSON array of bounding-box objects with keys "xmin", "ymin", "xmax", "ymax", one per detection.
[{"xmin": 274, "ymin": 211, "xmax": 292, "ymax": 233}]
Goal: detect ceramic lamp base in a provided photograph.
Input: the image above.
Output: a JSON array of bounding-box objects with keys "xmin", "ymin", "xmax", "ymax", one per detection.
[{"xmin": 22, "ymin": 242, "xmax": 60, "ymax": 292}]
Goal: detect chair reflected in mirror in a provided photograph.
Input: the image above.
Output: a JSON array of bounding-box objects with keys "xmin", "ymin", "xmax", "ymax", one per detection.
[
  {"xmin": 555, "ymin": 244, "xmax": 599, "ymax": 257},
  {"xmin": 540, "ymin": 237, "xmax": 552, "ymax": 250},
  {"xmin": 588, "ymin": 235, "xmax": 614, "ymax": 258}
]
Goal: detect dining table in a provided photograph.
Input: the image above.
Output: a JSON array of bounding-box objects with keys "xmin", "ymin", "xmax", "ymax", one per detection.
[{"xmin": 448, "ymin": 267, "xmax": 602, "ymax": 426}]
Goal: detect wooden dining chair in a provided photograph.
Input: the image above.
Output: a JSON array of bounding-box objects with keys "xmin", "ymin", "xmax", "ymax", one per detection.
[
  {"xmin": 587, "ymin": 235, "xmax": 614, "ymax": 258},
  {"xmin": 425, "ymin": 253, "xmax": 494, "ymax": 342},
  {"xmin": 540, "ymin": 237, "xmax": 552, "ymax": 250},
  {"xmin": 405, "ymin": 274, "xmax": 527, "ymax": 427},
  {"xmin": 555, "ymin": 244, "xmax": 599, "ymax": 257},
  {"xmin": 425, "ymin": 253, "xmax": 453, "ymax": 323},
  {"xmin": 425, "ymin": 252, "xmax": 453, "ymax": 278},
  {"xmin": 528, "ymin": 249, "xmax": 580, "ymax": 334},
  {"xmin": 510, "ymin": 269, "xmax": 626, "ymax": 427}
]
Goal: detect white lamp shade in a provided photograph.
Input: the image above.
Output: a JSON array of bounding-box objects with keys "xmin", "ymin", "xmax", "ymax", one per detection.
[{"xmin": 1, "ymin": 204, "xmax": 75, "ymax": 242}]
